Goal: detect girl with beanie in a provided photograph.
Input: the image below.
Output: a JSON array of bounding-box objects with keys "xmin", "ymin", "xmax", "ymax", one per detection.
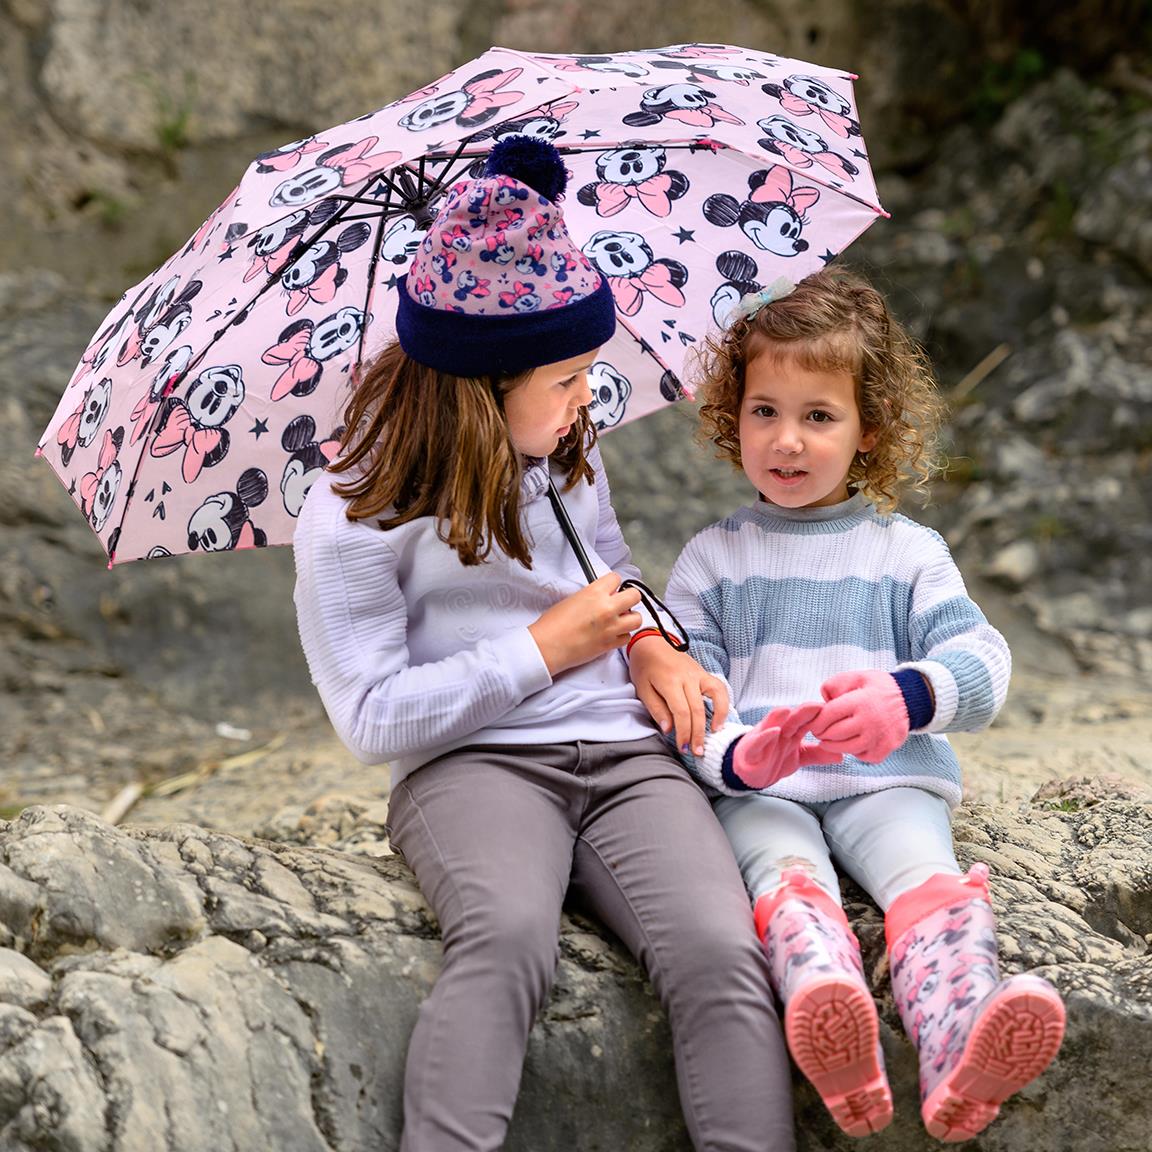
[
  {"xmin": 292, "ymin": 137, "xmax": 796, "ymax": 1152},
  {"xmin": 665, "ymin": 265, "xmax": 1065, "ymax": 1143}
]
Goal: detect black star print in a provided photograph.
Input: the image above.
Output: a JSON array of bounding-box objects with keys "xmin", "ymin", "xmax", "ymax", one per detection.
[
  {"xmin": 851, "ymin": 148, "xmax": 868, "ymax": 160},
  {"xmin": 385, "ymin": 273, "xmax": 403, "ymax": 290},
  {"xmin": 673, "ymin": 227, "xmax": 695, "ymax": 244},
  {"xmin": 819, "ymin": 249, "xmax": 838, "ymax": 265},
  {"xmin": 250, "ymin": 418, "xmax": 269, "ymax": 439},
  {"xmin": 580, "ymin": 130, "xmax": 602, "ymax": 139},
  {"xmin": 217, "ymin": 245, "xmax": 235, "ymax": 262}
]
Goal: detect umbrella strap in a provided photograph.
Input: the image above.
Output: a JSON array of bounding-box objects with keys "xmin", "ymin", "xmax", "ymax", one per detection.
[{"xmin": 546, "ymin": 478, "xmax": 689, "ymax": 652}]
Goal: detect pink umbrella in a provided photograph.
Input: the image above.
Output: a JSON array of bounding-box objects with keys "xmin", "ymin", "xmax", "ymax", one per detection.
[{"xmin": 38, "ymin": 42, "xmax": 885, "ymax": 564}]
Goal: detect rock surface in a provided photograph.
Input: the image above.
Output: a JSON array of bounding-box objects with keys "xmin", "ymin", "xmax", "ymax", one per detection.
[{"xmin": 0, "ymin": 796, "xmax": 1150, "ymax": 1152}]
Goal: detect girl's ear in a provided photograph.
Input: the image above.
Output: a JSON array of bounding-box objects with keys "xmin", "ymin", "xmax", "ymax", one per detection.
[{"xmin": 857, "ymin": 427, "xmax": 879, "ymax": 453}]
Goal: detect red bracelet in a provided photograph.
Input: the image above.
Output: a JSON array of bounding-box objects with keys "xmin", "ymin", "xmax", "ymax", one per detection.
[{"xmin": 626, "ymin": 627, "xmax": 682, "ymax": 655}]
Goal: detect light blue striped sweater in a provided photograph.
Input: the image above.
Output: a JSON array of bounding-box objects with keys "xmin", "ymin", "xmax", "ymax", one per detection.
[{"xmin": 664, "ymin": 492, "xmax": 1011, "ymax": 807}]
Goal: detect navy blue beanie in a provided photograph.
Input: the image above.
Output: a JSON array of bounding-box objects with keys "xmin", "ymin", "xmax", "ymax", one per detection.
[{"xmin": 395, "ymin": 137, "xmax": 616, "ymax": 378}]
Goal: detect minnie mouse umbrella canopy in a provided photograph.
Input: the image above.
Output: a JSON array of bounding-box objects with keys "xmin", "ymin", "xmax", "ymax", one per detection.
[{"xmin": 38, "ymin": 42, "xmax": 884, "ymax": 564}]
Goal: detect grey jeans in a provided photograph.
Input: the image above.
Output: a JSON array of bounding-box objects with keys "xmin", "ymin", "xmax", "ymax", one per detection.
[
  {"xmin": 386, "ymin": 735, "xmax": 795, "ymax": 1152},
  {"xmin": 713, "ymin": 786, "xmax": 961, "ymax": 911}
]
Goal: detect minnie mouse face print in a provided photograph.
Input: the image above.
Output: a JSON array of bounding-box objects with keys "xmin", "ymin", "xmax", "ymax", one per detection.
[
  {"xmin": 117, "ymin": 277, "xmax": 202, "ymax": 369},
  {"xmin": 703, "ymin": 166, "xmax": 821, "ymax": 258},
  {"xmin": 79, "ymin": 426, "xmax": 124, "ymax": 532},
  {"xmin": 583, "ymin": 231, "xmax": 688, "ymax": 317},
  {"xmin": 542, "ymin": 54, "xmax": 651, "ymax": 79},
  {"xmin": 586, "ymin": 361, "xmax": 632, "ymax": 429},
  {"xmin": 761, "ymin": 76, "xmax": 860, "ymax": 139},
  {"xmin": 262, "ymin": 307, "xmax": 367, "ymax": 401},
  {"xmin": 150, "ymin": 365, "xmax": 245, "ymax": 484},
  {"xmin": 279, "ymin": 415, "xmax": 341, "ymax": 518},
  {"xmin": 57, "ymin": 377, "xmax": 112, "ymax": 467},
  {"xmin": 623, "ymin": 83, "xmax": 744, "ymax": 129},
  {"xmin": 756, "ymin": 116, "xmax": 859, "ymax": 181},
  {"xmin": 187, "ymin": 468, "xmax": 269, "ymax": 552},
  {"xmin": 269, "ymin": 139, "xmax": 402, "ymax": 209},
  {"xmin": 576, "ymin": 146, "xmax": 690, "ymax": 219},
  {"xmin": 280, "ymin": 222, "xmax": 371, "ymax": 316},
  {"xmin": 397, "ymin": 68, "xmax": 526, "ymax": 133}
]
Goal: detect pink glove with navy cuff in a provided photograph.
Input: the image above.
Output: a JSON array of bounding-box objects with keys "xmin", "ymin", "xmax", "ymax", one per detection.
[
  {"xmin": 730, "ymin": 703, "xmax": 842, "ymax": 790},
  {"xmin": 807, "ymin": 669, "xmax": 910, "ymax": 763}
]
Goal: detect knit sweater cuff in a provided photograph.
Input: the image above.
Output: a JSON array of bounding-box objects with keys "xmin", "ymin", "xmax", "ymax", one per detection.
[
  {"xmin": 897, "ymin": 660, "xmax": 959, "ymax": 732},
  {"xmin": 892, "ymin": 668, "xmax": 935, "ymax": 731},
  {"xmin": 689, "ymin": 722, "xmax": 753, "ymax": 795}
]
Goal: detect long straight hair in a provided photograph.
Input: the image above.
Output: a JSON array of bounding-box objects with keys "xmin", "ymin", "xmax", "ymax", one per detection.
[{"xmin": 328, "ymin": 341, "xmax": 596, "ymax": 567}]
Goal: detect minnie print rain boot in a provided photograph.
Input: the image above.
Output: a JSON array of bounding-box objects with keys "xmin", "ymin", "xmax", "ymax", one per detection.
[
  {"xmin": 756, "ymin": 868, "xmax": 893, "ymax": 1136},
  {"xmin": 886, "ymin": 864, "xmax": 1066, "ymax": 1143}
]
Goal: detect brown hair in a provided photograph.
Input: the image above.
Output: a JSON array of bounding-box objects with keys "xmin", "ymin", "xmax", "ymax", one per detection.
[
  {"xmin": 696, "ymin": 265, "xmax": 946, "ymax": 511},
  {"xmin": 326, "ymin": 341, "xmax": 595, "ymax": 567}
]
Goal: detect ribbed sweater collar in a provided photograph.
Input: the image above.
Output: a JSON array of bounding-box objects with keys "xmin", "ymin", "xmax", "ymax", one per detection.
[{"xmin": 745, "ymin": 489, "xmax": 873, "ymax": 531}]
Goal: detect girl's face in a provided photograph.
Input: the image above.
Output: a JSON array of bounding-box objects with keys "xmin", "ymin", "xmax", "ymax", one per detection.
[
  {"xmin": 504, "ymin": 350, "xmax": 597, "ymax": 458},
  {"xmin": 738, "ymin": 350, "xmax": 876, "ymax": 509}
]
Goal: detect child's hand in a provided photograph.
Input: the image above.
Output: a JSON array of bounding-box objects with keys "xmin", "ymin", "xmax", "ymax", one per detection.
[
  {"xmin": 628, "ymin": 638, "xmax": 728, "ymax": 756},
  {"xmin": 807, "ymin": 670, "xmax": 910, "ymax": 763},
  {"xmin": 529, "ymin": 572, "xmax": 643, "ymax": 676},
  {"xmin": 732, "ymin": 703, "xmax": 841, "ymax": 789}
]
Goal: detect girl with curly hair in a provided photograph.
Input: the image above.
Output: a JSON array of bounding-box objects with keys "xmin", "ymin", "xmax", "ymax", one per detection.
[{"xmin": 665, "ymin": 265, "xmax": 1065, "ymax": 1143}]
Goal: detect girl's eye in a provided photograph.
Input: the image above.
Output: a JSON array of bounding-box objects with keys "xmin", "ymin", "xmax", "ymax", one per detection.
[
  {"xmin": 808, "ymin": 410, "xmax": 834, "ymax": 423},
  {"xmin": 753, "ymin": 405, "xmax": 776, "ymax": 418}
]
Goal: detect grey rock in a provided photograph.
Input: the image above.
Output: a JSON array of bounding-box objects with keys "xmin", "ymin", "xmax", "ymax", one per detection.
[{"xmin": 1, "ymin": 798, "xmax": 1150, "ymax": 1151}]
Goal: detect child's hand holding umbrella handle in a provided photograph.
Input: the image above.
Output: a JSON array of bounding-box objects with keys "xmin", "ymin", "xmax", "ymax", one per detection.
[{"xmin": 529, "ymin": 572, "xmax": 643, "ymax": 676}]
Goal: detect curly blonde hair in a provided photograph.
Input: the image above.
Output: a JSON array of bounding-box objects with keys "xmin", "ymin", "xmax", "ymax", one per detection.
[{"xmin": 696, "ymin": 265, "xmax": 946, "ymax": 511}]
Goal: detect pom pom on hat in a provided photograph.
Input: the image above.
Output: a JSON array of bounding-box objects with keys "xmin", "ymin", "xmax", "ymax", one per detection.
[
  {"xmin": 395, "ymin": 134, "xmax": 615, "ymax": 379},
  {"xmin": 484, "ymin": 135, "xmax": 568, "ymax": 202}
]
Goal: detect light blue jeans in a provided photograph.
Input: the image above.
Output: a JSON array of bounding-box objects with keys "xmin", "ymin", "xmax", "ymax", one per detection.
[{"xmin": 713, "ymin": 786, "xmax": 961, "ymax": 911}]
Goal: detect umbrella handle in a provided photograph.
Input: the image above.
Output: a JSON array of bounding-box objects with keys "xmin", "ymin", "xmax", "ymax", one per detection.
[{"xmin": 546, "ymin": 478, "xmax": 689, "ymax": 652}]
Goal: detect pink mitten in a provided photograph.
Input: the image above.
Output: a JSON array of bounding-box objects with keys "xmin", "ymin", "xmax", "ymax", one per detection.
[
  {"xmin": 731, "ymin": 703, "xmax": 842, "ymax": 790},
  {"xmin": 808, "ymin": 670, "xmax": 909, "ymax": 763}
]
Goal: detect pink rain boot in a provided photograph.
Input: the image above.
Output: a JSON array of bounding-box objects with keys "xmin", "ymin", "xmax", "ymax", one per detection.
[
  {"xmin": 886, "ymin": 864, "xmax": 1066, "ymax": 1143},
  {"xmin": 756, "ymin": 868, "xmax": 893, "ymax": 1137}
]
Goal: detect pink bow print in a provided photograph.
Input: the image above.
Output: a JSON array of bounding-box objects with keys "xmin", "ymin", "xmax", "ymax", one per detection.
[
  {"xmin": 462, "ymin": 68, "xmax": 525, "ymax": 121},
  {"xmin": 321, "ymin": 136, "xmax": 403, "ymax": 186},
  {"xmin": 770, "ymin": 140, "xmax": 856, "ymax": 181},
  {"xmin": 665, "ymin": 104, "xmax": 744, "ymax": 128},
  {"xmin": 595, "ymin": 173, "xmax": 675, "ymax": 218},
  {"xmin": 611, "ymin": 263, "xmax": 685, "ymax": 317},
  {"xmin": 498, "ymin": 281, "xmax": 536, "ymax": 309},
  {"xmin": 259, "ymin": 138, "xmax": 328, "ymax": 172},
  {"xmin": 56, "ymin": 404, "xmax": 84, "ymax": 453},
  {"xmin": 79, "ymin": 429, "xmax": 121, "ymax": 516},
  {"xmin": 779, "ymin": 92, "xmax": 855, "ymax": 140},
  {"xmin": 285, "ymin": 262, "xmax": 341, "ymax": 316},
  {"xmin": 749, "ymin": 166, "xmax": 821, "ymax": 217},
  {"xmin": 244, "ymin": 237, "xmax": 298, "ymax": 284},
  {"xmin": 262, "ymin": 328, "xmax": 320, "ymax": 402},
  {"xmin": 149, "ymin": 403, "xmax": 223, "ymax": 485}
]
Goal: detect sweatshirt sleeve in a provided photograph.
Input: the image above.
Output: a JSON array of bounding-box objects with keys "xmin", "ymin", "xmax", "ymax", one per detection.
[
  {"xmin": 896, "ymin": 533, "xmax": 1011, "ymax": 734},
  {"xmin": 292, "ymin": 487, "xmax": 553, "ymax": 764},
  {"xmin": 663, "ymin": 536, "xmax": 753, "ymax": 794}
]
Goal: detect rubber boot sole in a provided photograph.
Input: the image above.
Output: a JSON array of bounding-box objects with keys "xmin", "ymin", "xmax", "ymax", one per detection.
[
  {"xmin": 786, "ymin": 974, "xmax": 893, "ymax": 1137},
  {"xmin": 922, "ymin": 975, "xmax": 1066, "ymax": 1143}
]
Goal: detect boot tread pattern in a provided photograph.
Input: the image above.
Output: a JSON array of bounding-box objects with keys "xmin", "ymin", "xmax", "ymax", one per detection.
[
  {"xmin": 922, "ymin": 977, "xmax": 1066, "ymax": 1143},
  {"xmin": 787, "ymin": 976, "xmax": 893, "ymax": 1137}
]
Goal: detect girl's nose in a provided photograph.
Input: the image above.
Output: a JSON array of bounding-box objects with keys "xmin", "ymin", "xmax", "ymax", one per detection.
[
  {"xmin": 773, "ymin": 422, "xmax": 804, "ymax": 453},
  {"xmin": 575, "ymin": 374, "xmax": 594, "ymax": 409}
]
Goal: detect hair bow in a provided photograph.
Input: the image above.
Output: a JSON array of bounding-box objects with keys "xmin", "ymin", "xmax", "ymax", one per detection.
[{"xmin": 732, "ymin": 276, "xmax": 796, "ymax": 322}]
